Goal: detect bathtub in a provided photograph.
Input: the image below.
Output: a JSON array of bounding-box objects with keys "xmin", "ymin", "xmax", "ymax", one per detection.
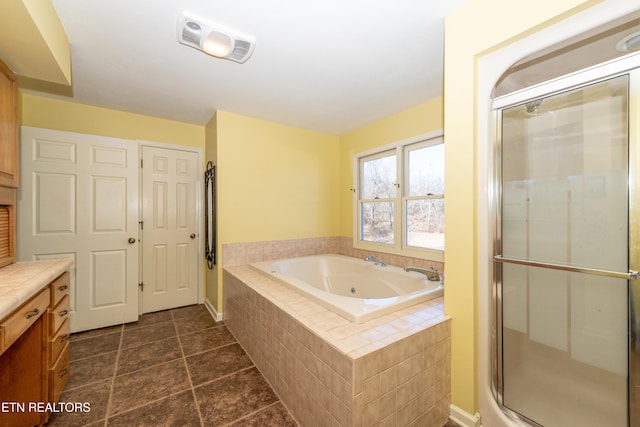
[{"xmin": 249, "ymin": 254, "xmax": 443, "ymax": 323}]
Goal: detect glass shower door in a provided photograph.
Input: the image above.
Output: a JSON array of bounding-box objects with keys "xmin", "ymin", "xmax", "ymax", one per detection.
[{"xmin": 495, "ymin": 75, "xmax": 630, "ymax": 426}]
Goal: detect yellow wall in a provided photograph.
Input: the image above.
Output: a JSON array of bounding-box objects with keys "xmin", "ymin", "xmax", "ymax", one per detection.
[
  {"xmin": 1, "ymin": 0, "xmax": 71, "ymax": 85},
  {"xmin": 339, "ymin": 97, "xmax": 444, "ymax": 237},
  {"xmin": 20, "ymin": 92, "xmax": 204, "ymax": 147},
  {"xmin": 208, "ymin": 110, "xmax": 341, "ymax": 311},
  {"xmin": 443, "ymin": 0, "xmax": 602, "ymax": 415},
  {"xmin": 204, "ymin": 112, "xmax": 218, "ymax": 308},
  {"xmin": 216, "ymin": 110, "xmax": 341, "ymax": 243}
]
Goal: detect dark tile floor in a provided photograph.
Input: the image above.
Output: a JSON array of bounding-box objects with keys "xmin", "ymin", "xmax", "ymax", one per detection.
[
  {"xmin": 44, "ymin": 304, "xmax": 297, "ymax": 427},
  {"xmin": 44, "ymin": 304, "xmax": 461, "ymax": 427}
]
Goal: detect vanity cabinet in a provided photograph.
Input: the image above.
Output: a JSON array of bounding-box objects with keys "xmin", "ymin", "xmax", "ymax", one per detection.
[
  {"xmin": 0, "ymin": 266, "xmax": 72, "ymax": 427},
  {"xmin": 0, "ymin": 288, "xmax": 50, "ymax": 427},
  {"xmin": 48, "ymin": 272, "xmax": 71, "ymax": 404}
]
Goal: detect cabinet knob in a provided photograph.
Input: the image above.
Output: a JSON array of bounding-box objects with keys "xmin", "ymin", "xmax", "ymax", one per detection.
[{"xmin": 26, "ymin": 308, "xmax": 39, "ymax": 319}]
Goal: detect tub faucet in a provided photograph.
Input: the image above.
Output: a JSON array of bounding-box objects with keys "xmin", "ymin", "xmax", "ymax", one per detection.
[
  {"xmin": 364, "ymin": 255, "xmax": 387, "ymax": 267},
  {"xmin": 404, "ymin": 266, "xmax": 440, "ymax": 281}
]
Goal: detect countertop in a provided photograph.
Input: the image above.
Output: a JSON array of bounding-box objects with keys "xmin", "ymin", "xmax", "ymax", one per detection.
[{"xmin": 0, "ymin": 259, "xmax": 73, "ymax": 320}]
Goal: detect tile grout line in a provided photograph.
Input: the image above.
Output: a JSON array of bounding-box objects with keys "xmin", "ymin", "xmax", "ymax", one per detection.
[
  {"xmin": 102, "ymin": 323, "xmax": 124, "ymax": 427},
  {"xmin": 67, "ymin": 347, "xmax": 120, "ymax": 366},
  {"xmin": 217, "ymin": 401, "xmax": 283, "ymax": 427},
  {"xmin": 182, "ymin": 339, "xmax": 239, "ymax": 358},
  {"xmin": 96, "ymin": 389, "xmax": 198, "ymax": 421},
  {"xmin": 172, "ymin": 309, "xmax": 206, "ymax": 427}
]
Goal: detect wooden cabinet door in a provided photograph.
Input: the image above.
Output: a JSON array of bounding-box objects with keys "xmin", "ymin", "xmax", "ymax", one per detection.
[
  {"xmin": 0, "ymin": 60, "xmax": 17, "ymax": 188},
  {"xmin": 0, "ymin": 314, "xmax": 48, "ymax": 427}
]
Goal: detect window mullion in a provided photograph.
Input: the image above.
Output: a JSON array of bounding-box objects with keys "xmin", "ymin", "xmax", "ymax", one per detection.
[
  {"xmin": 402, "ymin": 144, "xmax": 413, "ymax": 250},
  {"xmin": 405, "ymin": 194, "xmax": 444, "ymax": 201},
  {"xmin": 395, "ymin": 146, "xmax": 403, "ymax": 250},
  {"xmin": 360, "ymin": 197, "xmax": 395, "ymax": 203}
]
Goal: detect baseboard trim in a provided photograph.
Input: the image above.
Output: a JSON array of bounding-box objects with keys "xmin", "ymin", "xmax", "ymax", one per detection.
[
  {"xmin": 203, "ymin": 299, "xmax": 224, "ymax": 322},
  {"xmin": 450, "ymin": 404, "xmax": 482, "ymax": 427}
]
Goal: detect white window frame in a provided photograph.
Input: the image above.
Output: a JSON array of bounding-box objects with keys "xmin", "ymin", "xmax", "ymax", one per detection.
[{"xmin": 353, "ymin": 130, "xmax": 444, "ymax": 262}]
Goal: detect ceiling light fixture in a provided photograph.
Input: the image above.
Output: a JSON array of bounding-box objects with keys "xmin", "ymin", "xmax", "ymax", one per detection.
[
  {"xmin": 616, "ymin": 31, "xmax": 640, "ymax": 52},
  {"xmin": 177, "ymin": 12, "xmax": 255, "ymax": 63}
]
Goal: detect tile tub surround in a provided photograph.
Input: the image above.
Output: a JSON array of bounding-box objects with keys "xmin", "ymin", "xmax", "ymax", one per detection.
[
  {"xmin": 222, "ymin": 237, "xmax": 345, "ymax": 267},
  {"xmin": 222, "ymin": 236, "xmax": 445, "ymax": 275},
  {"xmin": 224, "ymin": 266, "xmax": 451, "ymax": 426}
]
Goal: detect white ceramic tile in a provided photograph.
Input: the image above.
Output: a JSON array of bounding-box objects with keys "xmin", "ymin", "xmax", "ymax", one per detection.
[{"xmin": 0, "ymin": 259, "xmax": 73, "ymax": 320}]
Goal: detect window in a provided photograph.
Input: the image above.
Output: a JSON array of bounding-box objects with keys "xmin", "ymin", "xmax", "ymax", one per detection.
[
  {"xmin": 360, "ymin": 150, "xmax": 397, "ymax": 244},
  {"xmin": 405, "ymin": 141, "xmax": 444, "ymax": 250},
  {"xmin": 354, "ymin": 133, "xmax": 444, "ymax": 259}
]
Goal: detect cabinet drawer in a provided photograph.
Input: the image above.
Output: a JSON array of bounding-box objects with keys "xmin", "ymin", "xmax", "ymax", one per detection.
[
  {"xmin": 49, "ymin": 294, "xmax": 70, "ymax": 335},
  {"xmin": 49, "ymin": 344, "xmax": 70, "ymax": 404},
  {"xmin": 50, "ymin": 272, "xmax": 70, "ymax": 307},
  {"xmin": 0, "ymin": 288, "xmax": 50, "ymax": 353},
  {"xmin": 49, "ymin": 317, "xmax": 70, "ymax": 366}
]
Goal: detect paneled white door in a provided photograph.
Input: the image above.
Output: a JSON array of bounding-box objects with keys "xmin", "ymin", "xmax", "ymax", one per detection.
[
  {"xmin": 18, "ymin": 126, "xmax": 139, "ymax": 332},
  {"xmin": 141, "ymin": 145, "xmax": 199, "ymax": 313}
]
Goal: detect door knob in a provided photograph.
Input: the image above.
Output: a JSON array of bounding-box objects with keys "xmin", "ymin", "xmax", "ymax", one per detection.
[
  {"xmin": 190, "ymin": 233, "xmax": 196, "ymax": 239},
  {"xmin": 128, "ymin": 237, "xmax": 136, "ymax": 244}
]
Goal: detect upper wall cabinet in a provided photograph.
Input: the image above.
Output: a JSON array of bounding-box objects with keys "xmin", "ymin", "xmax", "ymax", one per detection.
[{"xmin": 0, "ymin": 60, "xmax": 17, "ymax": 188}]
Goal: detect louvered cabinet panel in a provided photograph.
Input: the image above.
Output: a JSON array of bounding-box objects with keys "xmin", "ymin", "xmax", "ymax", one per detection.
[
  {"xmin": 0, "ymin": 186, "xmax": 15, "ymax": 268},
  {"xmin": 0, "ymin": 206, "xmax": 8, "ymax": 258}
]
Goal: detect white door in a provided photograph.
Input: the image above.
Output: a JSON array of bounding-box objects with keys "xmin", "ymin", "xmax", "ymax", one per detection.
[
  {"xmin": 18, "ymin": 126, "xmax": 139, "ymax": 332},
  {"xmin": 141, "ymin": 145, "xmax": 199, "ymax": 313}
]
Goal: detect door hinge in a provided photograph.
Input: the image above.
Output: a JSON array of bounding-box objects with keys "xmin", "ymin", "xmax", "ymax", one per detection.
[
  {"xmin": 139, "ymin": 282, "xmax": 144, "ymax": 291},
  {"xmin": 140, "ymin": 159, "xmax": 143, "ymax": 168},
  {"xmin": 139, "ymin": 220, "xmax": 144, "ymax": 230}
]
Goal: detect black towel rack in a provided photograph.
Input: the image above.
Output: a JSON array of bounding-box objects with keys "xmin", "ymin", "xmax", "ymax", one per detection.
[{"xmin": 204, "ymin": 161, "xmax": 216, "ymax": 269}]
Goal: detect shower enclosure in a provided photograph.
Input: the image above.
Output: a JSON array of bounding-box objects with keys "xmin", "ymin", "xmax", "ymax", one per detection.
[{"xmin": 492, "ymin": 61, "xmax": 640, "ymax": 425}]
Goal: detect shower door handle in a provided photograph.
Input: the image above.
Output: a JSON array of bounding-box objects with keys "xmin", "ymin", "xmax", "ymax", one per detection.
[{"xmin": 493, "ymin": 255, "xmax": 639, "ymax": 280}]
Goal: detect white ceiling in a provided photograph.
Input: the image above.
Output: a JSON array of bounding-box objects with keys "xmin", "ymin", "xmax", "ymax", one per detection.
[{"xmin": 42, "ymin": 0, "xmax": 467, "ymax": 135}]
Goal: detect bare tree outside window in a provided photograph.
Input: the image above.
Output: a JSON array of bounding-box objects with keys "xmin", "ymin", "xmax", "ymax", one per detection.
[
  {"xmin": 406, "ymin": 143, "xmax": 444, "ymax": 250},
  {"xmin": 360, "ymin": 153, "xmax": 396, "ymax": 243},
  {"xmin": 356, "ymin": 136, "xmax": 444, "ymax": 253}
]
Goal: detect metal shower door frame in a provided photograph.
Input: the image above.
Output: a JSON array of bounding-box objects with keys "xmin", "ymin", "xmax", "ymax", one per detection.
[
  {"xmin": 490, "ymin": 55, "xmax": 640, "ymax": 427},
  {"xmin": 628, "ymin": 67, "xmax": 640, "ymax": 427}
]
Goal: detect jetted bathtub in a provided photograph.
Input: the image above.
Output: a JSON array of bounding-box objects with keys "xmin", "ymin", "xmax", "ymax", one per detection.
[{"xmin": 250, "ymin": 254, "xmax": 443, "ymax": 323}]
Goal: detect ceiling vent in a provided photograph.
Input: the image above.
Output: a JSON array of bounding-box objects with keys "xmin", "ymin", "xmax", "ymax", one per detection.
[{"xmin": 177, "ymin": 12, "xmax": 255, "ymax": 63}]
